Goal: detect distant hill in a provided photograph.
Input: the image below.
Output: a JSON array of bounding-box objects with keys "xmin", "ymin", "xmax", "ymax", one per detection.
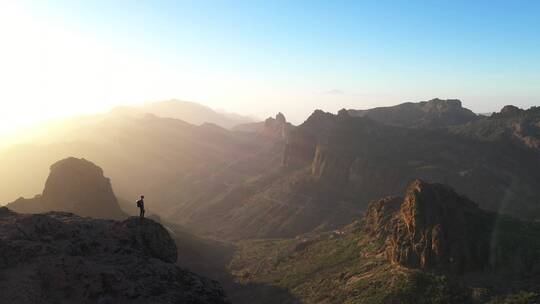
[
  {"xmin": 112, "ymin": 99, "xmax": 254, "ymax": 128},
  {"xmin": 227, "ymin": 181, "xmax": 540, "ymax": 303},
  {"xmin": 347, "ymin": 98, "xmax": 479, "ymax": 128}
]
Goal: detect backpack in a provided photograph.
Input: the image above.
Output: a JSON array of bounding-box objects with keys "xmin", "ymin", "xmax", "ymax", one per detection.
[{"xmin": 136, "ymin": 200, "xmax": 142, "ymax": 208}]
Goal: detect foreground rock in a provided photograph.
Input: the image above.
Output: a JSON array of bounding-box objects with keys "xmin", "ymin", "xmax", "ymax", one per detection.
[
  {"xmin": 0, "ymin": 207, "xmax": 229, "ymax": 304},
  {"xmin": 8, "ymin": 157, "xmax": 126, "ymax": 219}
]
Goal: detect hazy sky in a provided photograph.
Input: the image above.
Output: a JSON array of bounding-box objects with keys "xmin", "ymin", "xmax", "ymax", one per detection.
[{"xmin": 1, "ymin": 0, "xmax": 539, "ymax": 135}]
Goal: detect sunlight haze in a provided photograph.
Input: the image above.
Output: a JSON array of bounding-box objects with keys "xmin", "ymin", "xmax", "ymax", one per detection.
[{"xmin": 1, "ymin": 0, "xmax": 539, "ymax": 139}]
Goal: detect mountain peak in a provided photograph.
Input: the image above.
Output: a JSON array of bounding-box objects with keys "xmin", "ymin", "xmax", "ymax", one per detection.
[{"xmin": 275, "ymin": 112, "xmax": 286, "ymax": 123}]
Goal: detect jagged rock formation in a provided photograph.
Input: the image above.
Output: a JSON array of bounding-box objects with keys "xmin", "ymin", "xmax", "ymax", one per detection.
[
  {"xmin": 347, "ymin": 98, "xmax": 479, "ymax": 128},
  {"xmin": 381, "ymin": 180, "xmax": 491, "ymax": 273},
  {"xmin": 0, "ymin": 207, "xmax": 229, "ymax": 304},
  {"xmin": 233, "ymin": 112, "xmax": 293, "ymax": 139},
  {"xmin": 8, "ymin": 157, "xmax": 126, "ymax": 219},
  {"xmin": 364, "ymin": 180, "xmax": 540, "ymax": 275}
]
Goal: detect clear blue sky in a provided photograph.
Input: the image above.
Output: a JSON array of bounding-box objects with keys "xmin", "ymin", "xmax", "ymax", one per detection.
[{"xmin": 1, "ymin": 0, "xmax": 539, "ymax": 128}]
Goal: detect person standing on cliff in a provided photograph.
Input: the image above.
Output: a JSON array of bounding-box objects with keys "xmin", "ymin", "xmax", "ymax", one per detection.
[{"xmin": 136, "ymin": 195, "xmax": 145, "ymax": 220}]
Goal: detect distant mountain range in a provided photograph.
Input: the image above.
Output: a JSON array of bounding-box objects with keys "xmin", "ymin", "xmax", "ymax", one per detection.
[
  {"xmin": 2, "ymin": 99, "xmax": 540, "ymax": 239},
  {"xmin": 165, "ymin": 99, "xmax": 540, "ymax": 240},
  {"xmin": 112, "ymin": 99, "xmax": 255, "ymax": 128}
]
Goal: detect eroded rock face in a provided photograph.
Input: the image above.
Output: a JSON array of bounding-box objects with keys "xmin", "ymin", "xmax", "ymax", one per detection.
[
  {"xmin": 0, "ymin": 207, "xmax": 229, "ymax": 304},
  {"xmin": 388, "ymin": 180, "xmax": 491, "ymax": 273},
  {"xmin": 364, "ymin": 180, "xmax": 493, "ymax": 273},
  {"xmin": 264, "ymin": 112, "xmax": 292, "ymax": 139},
  {"xmin": 362, "ymin": 196, "xmax": 402, "ymax": 240},
  {"xmin": 8, "ymin": 157, "xmax": 126, "ymax": 220}
]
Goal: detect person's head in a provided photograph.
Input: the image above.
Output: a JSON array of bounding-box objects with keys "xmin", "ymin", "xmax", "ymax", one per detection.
[{"xmin": 141, "ymin": 195, "xmax": 144, "ymax": 199}]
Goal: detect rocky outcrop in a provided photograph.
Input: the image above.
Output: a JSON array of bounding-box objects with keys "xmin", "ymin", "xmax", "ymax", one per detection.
[
  {"xmin": 363, "ymin": 180, "xmax": 540, "ymax": 275},
  {"xmin": 8, "ymin": 157, "xmax": 126, "ymax": 219},
  {"xmin": 264, "ymin": 112, "xmax": 292, "ymax": 139},
  {"xmin": 233, "ymin": 113, "xmax": 293, "ymax": 140},
  {"xmin": 385, "ymin": 180, "xmax": 492, "ymax": 273},
  {"xmin": 0, "ymin": 207, "xmax": 229, "ymax": 303}
]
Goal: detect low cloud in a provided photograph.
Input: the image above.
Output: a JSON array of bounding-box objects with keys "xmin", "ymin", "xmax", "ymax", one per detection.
[{"xmin": 321, "ymin": 89, "xmax": 344, "ymax": 95}]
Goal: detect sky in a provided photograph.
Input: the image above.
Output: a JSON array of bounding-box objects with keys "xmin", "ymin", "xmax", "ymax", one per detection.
[{"xmin": 0, "ymin": 0, "xmax": 539, "ymax": 136}]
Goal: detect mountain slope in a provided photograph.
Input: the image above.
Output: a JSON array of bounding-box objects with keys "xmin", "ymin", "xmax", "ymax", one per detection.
[{"xmin": 227, "ymin": 181, "xmax": 540, "ymax": 304}]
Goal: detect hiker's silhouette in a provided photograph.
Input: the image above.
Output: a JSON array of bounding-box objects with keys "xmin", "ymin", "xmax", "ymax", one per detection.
[{"xmin": 136, "ymin": 195, "xmax": 145, "ymax": 219}]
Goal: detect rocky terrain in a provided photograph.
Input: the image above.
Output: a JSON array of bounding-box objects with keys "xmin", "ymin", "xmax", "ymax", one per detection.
[
  {"xmin": 0, "ymin": 207, "xmax": 230, "ymax": 304},
  {"xmin": 7, "ymin": 157, "xmax": 127, "ymax": 219},
  {"xmin": 227, "ymin": 180, "xmax": 540, "ymax": 303}
]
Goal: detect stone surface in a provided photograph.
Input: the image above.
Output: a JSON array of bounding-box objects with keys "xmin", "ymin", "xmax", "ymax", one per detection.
[{"xmin": 0, "ymin": 207, "xmax": 230, "ymax": 304}]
